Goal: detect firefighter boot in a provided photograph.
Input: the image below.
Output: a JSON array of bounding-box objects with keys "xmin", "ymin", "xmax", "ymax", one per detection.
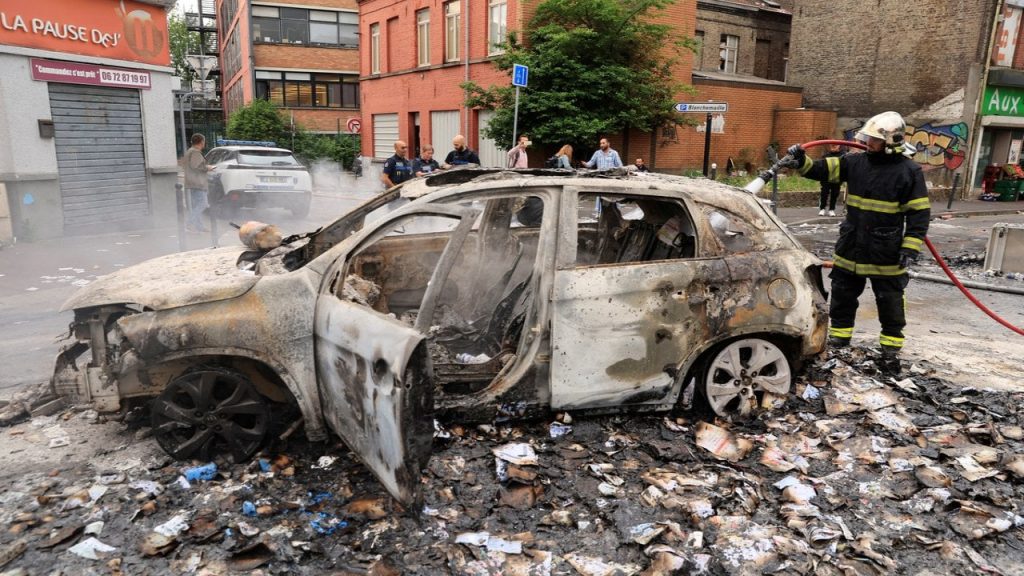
[
  {"xmin": 828, "ymin": 336, "xmax": 851, "ymax": 349},
  {"xmin": 878, "ymin": 347, "xmax": 902, "ymax": 376}
]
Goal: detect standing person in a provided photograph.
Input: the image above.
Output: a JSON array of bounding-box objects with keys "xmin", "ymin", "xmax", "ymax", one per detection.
[
  {"xmin": 555, "ymin": 144, "xmax": 573, "ymax": 168},
  {"xmin": 183, "ymin": 133, "xmax": 213, "ymax": 233},
  {"xmin": 443, "ymin": 135, "xmax": 481, "ymax": 168},
  {"xmin": 786, "ymin": 111, "xmax": 930, "ymax": 374},
  {"xmin": 634, "ymin": 158, "xmax": 650, "ymax": 172},
  {"xmin": 582, "ymin": 138, "xmax": 623, "ymax": 169},
  {"xmin": 381, "ymin": 140, "xmax": 413, "ymax": 188},
  {"xmin": 412, "ymin": 145, "xmax": 440, "ymax": 177},
  {"xmin": 506, "ymin": 134, "xmax": 530, "ymax": 168},
  {"xmin": 818, "ymin": 142, "xmax": 843, "ymax": 216}
]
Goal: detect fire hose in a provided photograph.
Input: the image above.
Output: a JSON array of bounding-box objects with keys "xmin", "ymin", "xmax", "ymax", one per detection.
[{"xmin": 745, "ymin": 139, "xmax": 1024, "ymax": 337}]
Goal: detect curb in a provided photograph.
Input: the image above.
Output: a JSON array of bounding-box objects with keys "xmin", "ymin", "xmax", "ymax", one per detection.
[{"xmin": 783, "ymin": 208, "xmax": 1024, "ymax": 227}]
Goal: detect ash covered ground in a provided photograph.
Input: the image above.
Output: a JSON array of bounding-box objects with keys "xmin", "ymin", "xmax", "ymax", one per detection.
[{"xmin": 2, "ymin": 346, "xmax": 1024, "ymax": 576}]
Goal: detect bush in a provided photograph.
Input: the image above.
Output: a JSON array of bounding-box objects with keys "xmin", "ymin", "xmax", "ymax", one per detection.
[
  {"xmin": 292, "ymin": 131, "xmax": 361, "ymax": 171},
  {"xmin": 226, "ymin": 100, "xmax": 361, "ymax": 170},
  {"xmin": 226, "ymin": 100, "xmax": 287, "ymax": 144}
]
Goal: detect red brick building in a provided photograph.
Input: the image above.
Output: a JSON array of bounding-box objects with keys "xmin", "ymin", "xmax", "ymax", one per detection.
[
  {"xmin": 217, "ymin": 0, "xmax": 361, "ymax": 134},
  {"xmin": 359, "ymin": 0, "xmax": 831, "ymax": 172}
]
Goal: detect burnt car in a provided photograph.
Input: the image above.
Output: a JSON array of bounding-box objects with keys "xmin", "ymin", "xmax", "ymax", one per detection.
[{"xmin": 52, "ymin": 169, "xmax": 827, "ymax": 505}]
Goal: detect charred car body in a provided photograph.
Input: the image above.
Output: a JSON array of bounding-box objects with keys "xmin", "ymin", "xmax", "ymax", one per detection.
[{"xmin": 52, "ymin": 169, "xmax": 828, "ymax": 505}]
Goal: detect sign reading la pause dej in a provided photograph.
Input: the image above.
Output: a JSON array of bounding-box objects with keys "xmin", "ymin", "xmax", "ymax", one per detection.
[
  {"xmin": 675, "ymin": 102, "xmax": 728, "ymax": 113},
  {"xmin": 512, "ymin": 64, "xmax": 529, "ymax": 87}
]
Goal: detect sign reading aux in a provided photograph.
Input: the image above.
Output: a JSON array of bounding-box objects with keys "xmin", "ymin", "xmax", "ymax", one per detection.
[
  {"xmin": 983, "ymin": 85, "xmax": 1024, "ymax": 117},
  {"xmin": 0, "ymin": 0, "xmax": 169, "ymax": 67}
]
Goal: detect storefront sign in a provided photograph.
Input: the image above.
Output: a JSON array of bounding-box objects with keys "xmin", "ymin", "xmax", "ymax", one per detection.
[
  {"xmin": 31, "ymin": 58, "xmax": 151, "ymax": 89},
  {"xmin": 983, "ymin": 85, "xmax": 1024, "ymax": 117},
  {"xmin": 0, "ymin": 0, "xmax": 169, "ymax": 67}
]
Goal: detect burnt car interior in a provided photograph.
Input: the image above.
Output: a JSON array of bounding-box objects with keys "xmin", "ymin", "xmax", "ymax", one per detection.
[
  {"xmin": 576, "ymin": 193, "xmax": 697, "ymax": 265},
  {"xmin": 330, "ymin": 192, "xmax": 545, "ymax": 398}
]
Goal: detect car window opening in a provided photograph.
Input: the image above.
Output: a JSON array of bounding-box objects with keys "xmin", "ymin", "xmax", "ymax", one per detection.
[{"xmin": 576, "ymin": 193, "xmax": 697, "ymax": 266}]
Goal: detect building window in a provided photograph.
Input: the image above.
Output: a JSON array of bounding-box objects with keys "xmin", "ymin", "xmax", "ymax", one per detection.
[
  {"xmin": 255, "ymin": 70, "xmax": 360, "ymax": 109},
  {"xmin": 370, "ymin": 23, "xmax": 381, "ymax": 73},
  {"xmin": 694, "ymin": 30, "xmax": 704, "ymax": 70},
  {"xmin": 488, "ymin": 0, "xmax": 507, "ymax": 55},
  {"xmin": 719, "ymin": 34, "xmax": 738, "ymax": 74},
  {"xmin": 251, "ymin": 4, "xmax": 358, "ymax": 47},
  {"xmin": 417, "ymin": 9, "xmax": 430, "ymax": 67},
  {"xmin": 444, "ymin": 1, "xmax": 461, "ymax": 62}
]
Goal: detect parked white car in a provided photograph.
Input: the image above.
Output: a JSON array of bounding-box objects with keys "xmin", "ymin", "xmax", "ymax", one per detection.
[{"xmin": 205, "ymin": 143, "xmax": 313, "ymax": 218}]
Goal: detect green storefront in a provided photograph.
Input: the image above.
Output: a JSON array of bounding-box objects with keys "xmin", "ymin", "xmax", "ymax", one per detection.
[{"xmin": 975, "ymin": 81, "xmax": 1024, "ymax": 187}]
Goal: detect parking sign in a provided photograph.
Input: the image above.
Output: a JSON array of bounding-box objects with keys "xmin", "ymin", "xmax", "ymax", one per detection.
[{"xmin": 512, "ymin": 64, "xmax": 529, "ymax": 87}]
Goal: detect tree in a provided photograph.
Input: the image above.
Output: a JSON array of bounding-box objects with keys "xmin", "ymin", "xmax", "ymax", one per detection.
[
  {"xmin": 168, "ymin": 13, "xmax": 201, "ymax": 84},
  {"xmin": 463, "ymin": 0, "xmax": 695, "ymax": 152},
  {"xmin": 226, "ymin": 100, "xmax": 288, "ymax": 144}
]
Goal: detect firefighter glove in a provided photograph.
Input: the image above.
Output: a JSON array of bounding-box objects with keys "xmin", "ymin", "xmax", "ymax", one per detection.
[
  {"xmin": 779, "ymin": 144, "xmax": 805, "ymax": 169},
  {"xmin": 898, "ymin": 249, "xmax": 918, "ymax": 271}
]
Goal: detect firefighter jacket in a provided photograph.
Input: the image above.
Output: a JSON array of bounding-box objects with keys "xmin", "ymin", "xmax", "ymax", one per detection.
[{"xmin": 798, "ymin": 151, "xmax": 930, "ymax": 277}]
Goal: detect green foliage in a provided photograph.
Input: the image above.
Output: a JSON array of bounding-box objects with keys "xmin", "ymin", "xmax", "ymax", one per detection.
[
  {"xmin": 226, "ymin": 100, "xmax": 288, "ymax": 144},
  {"xmin": 292, "ymin": 131, "xmax": 361, "ymax": 170},
  {"xmin": 463, "ymin": 0, "xmax": 695, "ymax": 151},
  {"xmin": 168, "ymin": 13, "xmax": 202, "ymax": 84}
]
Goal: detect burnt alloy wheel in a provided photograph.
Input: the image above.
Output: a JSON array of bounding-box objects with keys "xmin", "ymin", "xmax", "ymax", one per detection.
[
  {"xmin": 700, "ymin": 338, "xmax": 792, "ymax": 419},
  {"xmin": 151, "ymin": 367, "xmax": 270, "ymax": 463}
]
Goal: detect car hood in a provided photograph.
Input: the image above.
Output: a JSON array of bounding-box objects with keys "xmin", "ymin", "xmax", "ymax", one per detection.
[{"xmin": 61, "ymin": 247, "xmax": 258, "ymax": 312}]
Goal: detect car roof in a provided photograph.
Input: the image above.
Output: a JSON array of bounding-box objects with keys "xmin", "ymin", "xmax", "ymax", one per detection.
[
  {"xmin": 398, "ymin": 167, "xmax": 764, "ymax": 207},
  {"xmin": 210, "ymin": 146, "xmax": 295, "ymax": 154}
]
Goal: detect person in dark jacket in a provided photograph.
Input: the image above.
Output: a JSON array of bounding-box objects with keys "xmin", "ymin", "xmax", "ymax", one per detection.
[
  {"xmin": 786, "ymin": 111, "xmax": 930, "ymax": 374},
  {"xmin": 818, "ymin": 142, "xmax": 843, "ymax": 216},
  {"xmin": 443, "ymin": 135, "xmax": 481, "ymax": 168}
]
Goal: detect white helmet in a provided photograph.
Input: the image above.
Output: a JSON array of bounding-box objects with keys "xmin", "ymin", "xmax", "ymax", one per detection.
[{"xmin": 855, "ymin": 111, "xmax": 906, "ymax": 150}]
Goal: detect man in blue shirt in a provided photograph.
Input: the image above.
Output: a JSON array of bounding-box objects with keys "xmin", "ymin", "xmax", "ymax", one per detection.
[
  {"xmin": 381, "ymin": 140, "xmax": 413, "ymax": 188},
  {"xmin": 582, "ymin": 138, "xmax": 623, "ymax": 170}
]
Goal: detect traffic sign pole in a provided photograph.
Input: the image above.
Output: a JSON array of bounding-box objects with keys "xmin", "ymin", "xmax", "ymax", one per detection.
[
  {"xmin": 703, "ymin": 112, "xmax": 712, "ymax": 177},
  {"xmin": 512, "ymin": 86, "xmax": 520, "ymax": 149}
]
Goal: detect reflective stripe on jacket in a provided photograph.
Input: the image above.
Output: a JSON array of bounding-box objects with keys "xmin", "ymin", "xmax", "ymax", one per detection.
[{"xmin": 799, "ymin": 151, "xmax": 930, "ymax": 277}]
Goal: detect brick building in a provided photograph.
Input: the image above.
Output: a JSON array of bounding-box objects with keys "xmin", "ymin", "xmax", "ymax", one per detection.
[
  {"xmin": 694, "ymin": 0, "xmax": 790, "ymax": 82},
  {"xmin": 358, "ymin": 0, "xmax": 831, "ymax": 174},
  {"xmin": 787, "ymin": 0, "xmax": 999, "ymax": 188},
  {"xmin": 216, "ymin": 0, "xmax": 361, "ymax": 134}
]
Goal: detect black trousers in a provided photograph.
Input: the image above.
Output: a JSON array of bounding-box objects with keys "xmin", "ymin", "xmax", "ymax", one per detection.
[
  {"xmin": 829, "ymin": 268, "xmax": 909, "ymax": 349},
  {"xmin": 819, "ymin": 182, "xmax": 840, "ymax": 210}
]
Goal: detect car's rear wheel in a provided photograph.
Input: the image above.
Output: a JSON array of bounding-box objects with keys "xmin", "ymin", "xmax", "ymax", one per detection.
[
  {"xmin": 290, "ymin": 195, "xmax": 311, "ymax": 218},
  {"xmin": 151, "ymin": 367, "xmax": 270, "ymax": 463},
  {"xmin": 700, "ymin": 338, "xmax": 792, "ymax": 419}
]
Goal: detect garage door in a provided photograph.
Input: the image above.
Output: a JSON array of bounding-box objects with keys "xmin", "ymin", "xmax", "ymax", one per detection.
[
  {"xmin": 430, "ymin": 111, "xmax": 460, "ymax": 163},
  {"xmin": 50, "ymin": 84, "xmax": 149, "ymax": 227},
  {"xmin": 477, "ymin": 110, "xmax": 504, "ymax": 168},
  {"xmin": 373, "ymin": 113, "xmax": 399, "ymax": 159}
]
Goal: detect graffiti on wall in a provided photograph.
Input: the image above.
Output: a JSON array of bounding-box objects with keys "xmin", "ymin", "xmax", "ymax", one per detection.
[{"xmin": 843, "ymin": 122, "xmax": 969, "ymax": 171}]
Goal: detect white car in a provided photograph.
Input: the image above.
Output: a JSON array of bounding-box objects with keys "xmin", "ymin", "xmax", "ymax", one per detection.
[{"xmin": 206, "ymin": 143, "xmax": 313, "ymax": 218}]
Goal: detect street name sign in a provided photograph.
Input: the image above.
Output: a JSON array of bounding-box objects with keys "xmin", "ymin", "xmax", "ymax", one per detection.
[{"xmin": 675, "ymin": 102, "xmax": 728, "ymax": 113}]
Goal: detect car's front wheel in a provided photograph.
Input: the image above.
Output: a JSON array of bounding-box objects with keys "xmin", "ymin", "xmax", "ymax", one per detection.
[
  {"xmin": 700, "ymin": 338, "xmax": 792, "ymax": 419},
  {"xmin": 151, "ymin": 367, "xmax": 270, "ymax": 463}
]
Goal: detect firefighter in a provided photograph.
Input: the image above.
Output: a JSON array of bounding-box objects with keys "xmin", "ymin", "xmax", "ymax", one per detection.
[{"xmin": 785, "ymin": 111, "xmax": 930, "ymax": 374}]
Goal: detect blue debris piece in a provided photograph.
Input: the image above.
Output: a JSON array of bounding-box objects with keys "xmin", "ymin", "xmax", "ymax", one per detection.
[
  {"xmin": 242, "ymin": 501, "xmax": 257, "ymax": 517},
  {"xmin": 183, "ymin": 463, "xmax": 218, "ymax": 482},
  {"xmin": 258, "ymin": 459, "xmax": 272, "ymax": 473},
  {"xmin": 307, "ymin": 491, "xmax": 332, "ymax": 506},
  {"xmin": 309, "ymin": 512, "xmax": 347, "ymax": 535}
]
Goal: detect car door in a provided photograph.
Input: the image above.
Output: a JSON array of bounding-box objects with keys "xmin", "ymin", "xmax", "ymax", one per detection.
[
  {"xmin": 549, "ymin": 186, "xmax": 730, "ymax": 410},
  {"xmin": 314, "ymin": 204, "xmax": 479, "ymax": 506}
]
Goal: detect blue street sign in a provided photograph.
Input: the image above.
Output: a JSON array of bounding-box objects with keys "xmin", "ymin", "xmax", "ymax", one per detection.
[{"xmin": 512, "ymin": 64, "xmax": 529, "ymax": 87}]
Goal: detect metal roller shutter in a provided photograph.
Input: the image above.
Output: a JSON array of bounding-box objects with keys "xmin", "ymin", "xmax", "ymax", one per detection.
[
  {"xmin": 373, "ymin": 113, "xmax": 399, "ymax": 159},
  {"xmin": 430, "ymin": 111, "xmax": 460, "ymax": 163},
  {"xmin": 49, "ymin": 84, "xmax": 149, "ymax": 227},
  {"xmin": 477, "ymin": 110, "xmax": 504, "ymax": 168}
]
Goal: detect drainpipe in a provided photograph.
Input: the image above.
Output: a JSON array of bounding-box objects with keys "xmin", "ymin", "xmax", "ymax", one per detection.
[
  {"xmin": 464, "ymin": 0, "xmax": 471, "ymax": 137},
  {"xmin": 967, "ymin": 0, "xmax": 1006, "ymax": 196}
]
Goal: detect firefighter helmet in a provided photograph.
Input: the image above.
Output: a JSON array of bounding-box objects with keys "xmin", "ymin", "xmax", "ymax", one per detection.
[{"xmin": 855, "ymin": 111, "xmax": 906, "ymax": 149}]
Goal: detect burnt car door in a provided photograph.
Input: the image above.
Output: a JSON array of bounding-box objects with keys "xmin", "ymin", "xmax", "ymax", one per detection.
[
  {"xmin": 549, "ymin": 186, "xmax": 730, "ymax": 410},
  {"xmin": 314, "ymin": 204, "xmax": 480, "ymax": 506}
]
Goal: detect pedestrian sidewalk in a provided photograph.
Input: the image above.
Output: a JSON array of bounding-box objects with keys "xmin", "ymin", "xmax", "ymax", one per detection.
[{"xmin": 777, "ymin": 199, "xmax": 1024, "ymax": 225}]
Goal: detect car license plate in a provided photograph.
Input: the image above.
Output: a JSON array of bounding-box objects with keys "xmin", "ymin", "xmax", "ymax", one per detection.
[{"xmin": 260, "ymin": 176, "xmax": 288, "ymax": 183}]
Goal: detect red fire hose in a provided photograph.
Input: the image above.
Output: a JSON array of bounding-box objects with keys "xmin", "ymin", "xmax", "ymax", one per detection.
[{"xmin": 790, "ymin": 139, "xmax": 1024, "ymax": 337}]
